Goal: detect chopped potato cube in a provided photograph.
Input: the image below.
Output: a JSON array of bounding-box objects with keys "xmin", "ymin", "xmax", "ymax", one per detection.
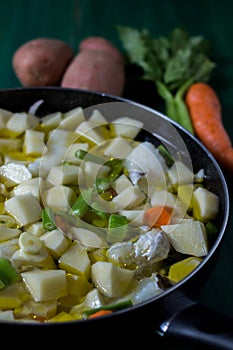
[
  {"xmin": 91, "ymin": 261, "xmax": 135, "ymax": 298},
  {"xmin": 0, "ymin": 108, "xmax": 12, "ymax": 129},
  {"xmin": 89, "ymin": 109, "xmax": 107, "ymax": 125},
  {"xmin": 110, "ymin": 116, "xmax": 143, "ymax": 139},
  {"xmin": 6, "ymin": 112, "xmax": 39, "ymax": 135},
  {"xmin": 40, "ymin": 229, "xmax": 70, "ymax": 258},
  {"xmin": 41, "ymin": 112, "xmax": 62, "ymax": 129},
  {"xmin": 0, "ymin": 163, "xmax": 32, "ymax": 188},
  {"xmin": 162, "ymin": 220, "xmax": 208, "ymax": 257},
  {"xmin": 21, "ymin": 269, "xmax": 67, "ymax": 302},
  {"xmin": 5, "ymin": 193, "xmax": 42, "ymax": 226},
  {"xmin": 75, "ymin": 121, "xmax": 106, "ymax": 145},
  {"xmin": 47, "ymin": 164, "xmax": 79, "ymax": 186},
  {"xmin": 104, "ymin": 137, "xmax": 133, "ymax": 158},
  {"xmin": 11, "ymin": 177, "xmax": 46, "ymax": 202},
  {"xmin": 42, "ymin": 185, "xmax": 76, "ymax": 211},
  {"xmin": 168, "ymin": 161, "xmax": 194, "ymax": 187},
  {"xmin": 59, "ymin": 242, "xmax": 91, "ymax": 279},
  {"xmin": 59, "ymin": 106, "xmax": 85, "ymax": 130},
  {"xmin": 151, "ymin": 189, "xmax": 176, "ymax": 207},
  {"xmin": 168, "ymin": 256, "xmax": 202, "ymax": 282},
  {"xmin": 24, "ymin": 129, "xmax": 46, "ymax": 156},
  {"xmin": 46, "ymin": 129, "xmax": 79, "ymax": 156},
  {"xmin": 192, "ymin": 187, "xmax": 219, "ymax": 221}
]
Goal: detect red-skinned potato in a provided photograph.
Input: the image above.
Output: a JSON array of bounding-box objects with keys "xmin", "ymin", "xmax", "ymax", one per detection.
[
  {"xmin": 12, "ymin": 38, "xmax": 74, "ymax": 86},
  {"xmin": 61, "ymin": 36, "xmax": 125, "ymax": 96},
  {"xmin": 79, "ymin": 36, "xmax": 124, "ymax": 64}
]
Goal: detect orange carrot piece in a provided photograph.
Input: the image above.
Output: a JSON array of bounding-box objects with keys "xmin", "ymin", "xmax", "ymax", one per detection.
[
  {"xmin": 88, "ymin": 309, "xmax": 113, "ymax": 318},
  {"xmin": 185, "ymin": 82, "xmax": 233, "ymax": 174},
  {"xmin": 143, "ymin": 205, "xmax": 172, "ymax": 228}
]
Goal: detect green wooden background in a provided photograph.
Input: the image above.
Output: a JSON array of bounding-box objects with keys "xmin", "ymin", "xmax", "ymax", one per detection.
[{"xmin": 0, "ymin": 0, "xmax": 233, "ymax": 348}]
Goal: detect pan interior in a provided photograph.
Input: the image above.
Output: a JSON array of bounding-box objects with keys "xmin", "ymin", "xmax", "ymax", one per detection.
[{"xmin": 0, "ymin": 87, "xmax": 229, "ymax": 322}]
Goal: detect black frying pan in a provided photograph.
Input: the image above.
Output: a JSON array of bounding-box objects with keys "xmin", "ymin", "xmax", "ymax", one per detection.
[{"xmin": 0, "ymin": 87, "xmax": 232, "ymax": 350}]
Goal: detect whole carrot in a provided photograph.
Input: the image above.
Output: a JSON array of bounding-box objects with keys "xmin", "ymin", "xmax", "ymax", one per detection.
[{"xmin": 185, "ymin": 82, "xmax": 233, "ymax": 174}]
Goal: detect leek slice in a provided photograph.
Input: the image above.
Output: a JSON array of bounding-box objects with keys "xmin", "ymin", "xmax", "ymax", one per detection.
[
  {"xmin": 71, "ymin": 187, "xmax": 93, "ymax": 217},
  {"xmin": 107, "ymin": 213, "xmax": 128, "ymax": 243},
  {"xmin": 42, "ymin": 207, "xmax": 56, "ymax": 231},
  {"xmin": 0, "ymin": 257, "xmax": 21, "ymax": 289}
]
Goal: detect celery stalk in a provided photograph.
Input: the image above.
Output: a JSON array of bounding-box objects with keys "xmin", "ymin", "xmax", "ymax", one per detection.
[
  {"xmin": 117, "ymin": 26, "xmax": 216, "ymax": 134},
  {"xmin": 156, "ymin": 81, "xmax": 178, "ymax": 123},
  {"xmin": 174, "ymin": 79, "xmax": 194, "ymax": 134}
]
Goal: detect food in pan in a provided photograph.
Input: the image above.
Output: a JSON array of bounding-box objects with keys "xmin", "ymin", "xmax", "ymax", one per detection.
[{"xmin": 0, "ymin": 103, "xmax": 219, "ymax": 322}]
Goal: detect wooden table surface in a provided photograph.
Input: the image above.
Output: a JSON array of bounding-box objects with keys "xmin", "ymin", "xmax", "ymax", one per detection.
[{"xmin": 0, "ymin": 0, "xmax": 233, "ymax": 348}]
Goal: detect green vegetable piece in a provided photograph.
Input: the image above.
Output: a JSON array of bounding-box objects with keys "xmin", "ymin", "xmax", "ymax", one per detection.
[
  {"xmin": 41, "ymin": 207, "xmax": 56, "ymax": 231},
  {"xmin": 156, "ymin": 81, "xmax": 178, "ymax": 123},
  {"xmin": 105, "ymin": 158, "xmax": 124, "ymax": 179},
  {"xmin": 95, "ymin": 177, "xmax": 113, "ymax": 192},
  {"xmin": 205, "ymin": 221, "xmax": 218, "ymax": 245},
  {"xmin": 157, "ymin": 144, "xmax": 174, "ymax": 167},
  {"xmin": 205, "ymin": 221, "xmax": 218, "ymax": 235},
  {"xmin": 71, "ymin": 187, "xmax": 94, "ymax": 217},
  {"xmin": 95, "ymin": 159, "xmax": 124, "ymax": 194},
  {"xmin": 90, "ymin": 201, "xmax": 109, "ymax": 221},
  {"xmin": 174, "ymin": 79, "xmax": 194, "ymax": 134},
  {"xmin": 83, "ymin": 299, "xmax": 133, "ymax": 318},
  {"xmin": 0, "ymin": 257, "xmax": 21, "ymax": 289},
  {"xmin": 117, "ymin": 26, "xmax": 216, "ymax": 133},
  {"xmin": 75, "ymin": 149, "xmax": 106, "ymax": 165},
  {"xmin": 107, "ymin": 213, "xmax": 128, "ymax": 243}
]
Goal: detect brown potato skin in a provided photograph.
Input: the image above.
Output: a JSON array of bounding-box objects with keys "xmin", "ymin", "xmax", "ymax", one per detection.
[
  {"xmin": 79, "ymin": 37, "xmax": 124, "ymax": 64},
  {"xmin": 61, "ymin": 37, "xmax": 125, "ymax": 96},
  {"xmin": 12, "ymin": 38, "xmax": 74, "ymax": 86}
]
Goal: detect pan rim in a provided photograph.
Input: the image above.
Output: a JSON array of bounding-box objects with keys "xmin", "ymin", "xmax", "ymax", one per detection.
[{"xmin": 0, "ymin": 86, "xmax": 229, "ymax": 325}]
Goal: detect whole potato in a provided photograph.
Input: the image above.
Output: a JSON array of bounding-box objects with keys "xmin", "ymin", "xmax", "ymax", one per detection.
[
  {"xmin": 61, "ymin": 36, "xmax": 125, "ymax": 96},
  {"xmin": 79, "ymin": 36, "xmax": 124, "ymax": 64},
  {"xmin": 12, "ymin": 38, "xmax": 74, "ymax": 86}
]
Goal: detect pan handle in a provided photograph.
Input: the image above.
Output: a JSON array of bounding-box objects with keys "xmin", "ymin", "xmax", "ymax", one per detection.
[{"xmin": 156, "ymin": 292, "xmax": 233, "ymax": 349}]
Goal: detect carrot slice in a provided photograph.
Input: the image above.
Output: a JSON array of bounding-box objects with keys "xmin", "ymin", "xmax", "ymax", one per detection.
[
  {"xmin": 143, "ymin": 205, "xmax": 172, "ymax": 228},
  {"xmin": 88, "ymin": 309, "xmax": 113, "ymax": 318}
]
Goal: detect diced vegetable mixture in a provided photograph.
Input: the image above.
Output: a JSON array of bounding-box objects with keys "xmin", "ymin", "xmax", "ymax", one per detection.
[{"xmin": 0, "ymin": 103, "xmax": 219, "ymax": 322}]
